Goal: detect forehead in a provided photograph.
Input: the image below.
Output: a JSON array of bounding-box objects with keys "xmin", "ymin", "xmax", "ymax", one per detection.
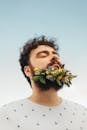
[{"xmin": 30, "ymin": 45, "xmax": 56, "ymax": 55}]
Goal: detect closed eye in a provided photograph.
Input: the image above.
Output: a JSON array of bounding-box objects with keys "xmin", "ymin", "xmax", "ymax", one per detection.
[
  {"xmin": 36, "ymin": 51, "xmax": 49, "ymax": 58},
  {"xmin": 39, "ymin": 53, "xmax": 48, "ymax": 57},
  {"xmin": 36, "ymin": 50, "xmax": 60, "ymax": 58},
  {"xmin": 52, "ymin": 51, "xmax": 60, "ymax": 57}
]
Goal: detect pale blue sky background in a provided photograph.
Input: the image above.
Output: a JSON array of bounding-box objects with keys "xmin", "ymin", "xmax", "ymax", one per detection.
[{"xmin": 0, "ymin": 0, "xmax": 87, "ymax": 107}]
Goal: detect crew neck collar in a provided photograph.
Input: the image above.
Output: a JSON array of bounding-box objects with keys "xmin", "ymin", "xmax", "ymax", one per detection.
[{"xmin": 26, "ymin": 97, "xmax": 64, "ymax": 108}]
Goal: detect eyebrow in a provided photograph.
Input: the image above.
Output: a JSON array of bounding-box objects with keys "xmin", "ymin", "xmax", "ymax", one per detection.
[{"xmin": 36, "ymin": 50, "xmax": 58, "ymax": 57}]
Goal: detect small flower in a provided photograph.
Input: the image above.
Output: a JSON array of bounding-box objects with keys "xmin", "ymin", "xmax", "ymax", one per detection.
[
  {"xmin": 58, "ymin": 67, "xmax": 63, "ymax": 73},
  {"xmin": 46, "ymin": 70, "xmax": 49, "ymax": 74},
  {"xmin": 34, "ymin": 68, "xmax": 39, "ymax": 71},
  {"xmin": 52, "ymin": 67, "xmax": 55, "ymax": 71},
  {"xmin": 46, "ymin": 75, "xmax": 55, "ymax": 81}
]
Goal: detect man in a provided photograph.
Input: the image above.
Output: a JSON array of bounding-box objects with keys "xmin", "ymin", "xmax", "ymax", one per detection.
[{"xmin": 0, "ymin": 36, "xmax": 87, "ymax": 130}]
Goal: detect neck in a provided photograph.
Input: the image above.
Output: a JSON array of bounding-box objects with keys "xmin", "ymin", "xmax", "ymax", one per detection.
[{"xmin": 28, "ymin": 84, "xmax": 62, "ymax": 106}]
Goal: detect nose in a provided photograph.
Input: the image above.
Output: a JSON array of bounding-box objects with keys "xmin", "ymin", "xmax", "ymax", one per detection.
[
  {"xmin": 50, "ymin": 56, "xmax": 62, "ymax": 66},
  {"xmin": 51, "ymin": 54, "xmax": 60, "ymax": 62},
  {"xmin": 51, "ymin": 56, "xmax": 58, "ymax": 62}
]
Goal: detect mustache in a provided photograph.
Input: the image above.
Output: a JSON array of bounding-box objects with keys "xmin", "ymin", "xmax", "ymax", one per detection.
[{"xmin": 47, "ymin": 59, "xmax": 62, "ymax": 68}]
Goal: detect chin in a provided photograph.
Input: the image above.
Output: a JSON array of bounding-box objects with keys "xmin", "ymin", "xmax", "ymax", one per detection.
[{"xmin": 35, "ymin": 80, "xmax": 63, "ymax": 91}]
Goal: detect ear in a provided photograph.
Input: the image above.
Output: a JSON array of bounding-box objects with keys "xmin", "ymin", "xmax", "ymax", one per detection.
[{"xmin": 24, "ymin": 65, "xmax": 32, "ymax": 77}]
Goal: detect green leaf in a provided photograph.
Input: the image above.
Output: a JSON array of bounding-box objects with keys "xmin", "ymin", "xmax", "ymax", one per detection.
[
  {"xmin": 35, "ymin": 71, "xmax": 41, "ymax": 75},
  {"xmin": 32, "ymin": 76, "xmax": 40, "ymax": 82},
  {"xmin": 71, "ymin": 75, "xmax": 77, "ymax": 78},
  {"xmin": 39, "ymin": 76, "xmax": 46, "ymax": 84},
  {"xmin": 65, "ymin": 82, "xmax": 70, "ymax": 87},
  {"xmin": 56, "ymin": 79, "xmax": 62, "ymax": 86}
]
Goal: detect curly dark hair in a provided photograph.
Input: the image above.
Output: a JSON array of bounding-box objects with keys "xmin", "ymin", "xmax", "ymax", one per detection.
[{"xmin": 19, "ymin": 36, "xmax": 59, "ymax": 87}]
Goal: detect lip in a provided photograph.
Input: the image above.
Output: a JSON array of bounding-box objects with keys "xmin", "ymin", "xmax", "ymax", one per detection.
[
  {"xmin": 48, "ymin": 63, "xmax": 61, "ymax": 69},
  {"xmin": 52, "ymin": 63, "xmax": 60, "ymax": 68}
]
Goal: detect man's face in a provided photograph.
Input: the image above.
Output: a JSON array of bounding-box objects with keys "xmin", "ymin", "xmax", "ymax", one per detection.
[
  {"xmin": 29, "ymin": 45, "xmax": 61, "ymax": 69},
  {"xmin": 28, "ymin": 45, "xmax": 63, "ymax": 91}
]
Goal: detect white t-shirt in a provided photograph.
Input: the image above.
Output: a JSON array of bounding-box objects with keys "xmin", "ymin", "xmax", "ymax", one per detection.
[{"xmin": 0, "ymin": 98, "xmax": 87, "ymax": 130}]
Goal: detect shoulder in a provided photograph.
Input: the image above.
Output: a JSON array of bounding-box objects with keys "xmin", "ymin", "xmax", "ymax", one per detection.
[
  {"xmin": 64, "ymin": 99, "xmax": 87, "ymax": 109},
  {"xmin": 0, "ymin": 98, "xmax": 27, "ymax": 114},
  {"xmin": 0, "ymin": 98, "xmax": 28, "ymax": 119},
  {"xmin": 0, "ymin": 98, "xmax": 27, "ymax": 129},
  {"xmin": 62, "ymin": 98, "xmax": 87, "ymax": 116},
  {"xmin": 63, "ymin": 98, "xmax": 87, "ymax": 108}
]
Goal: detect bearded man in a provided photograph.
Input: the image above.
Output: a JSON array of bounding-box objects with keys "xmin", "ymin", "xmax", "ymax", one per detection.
[{"xmin": 0, "ymin": 36, "xmax": 87, "ymax": 130}]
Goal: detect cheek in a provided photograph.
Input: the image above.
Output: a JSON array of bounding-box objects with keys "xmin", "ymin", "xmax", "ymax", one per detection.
[{"xmin": 30, "ymin": 57, "xmax": 50, "ymax": 68}]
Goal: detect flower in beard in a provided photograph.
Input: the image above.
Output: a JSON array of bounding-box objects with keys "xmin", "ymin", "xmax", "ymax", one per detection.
[{"xmin": 32, "ymin": 64, "xmax": 77, "ymax": 87}]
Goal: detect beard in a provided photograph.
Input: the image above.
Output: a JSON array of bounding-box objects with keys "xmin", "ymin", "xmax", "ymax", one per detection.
[
  {"xmin": 34, "ymin": 80, "xmax": 63, "ymax": 91},
  {"xmin": 29, "ymin": 58, "xmax": 63, "ymax": 91}
]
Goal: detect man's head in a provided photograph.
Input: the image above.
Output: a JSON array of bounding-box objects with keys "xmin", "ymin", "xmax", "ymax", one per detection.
[{"xmin": 19, "ymin": 36, "xmax": 62, "ymax": 91}]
